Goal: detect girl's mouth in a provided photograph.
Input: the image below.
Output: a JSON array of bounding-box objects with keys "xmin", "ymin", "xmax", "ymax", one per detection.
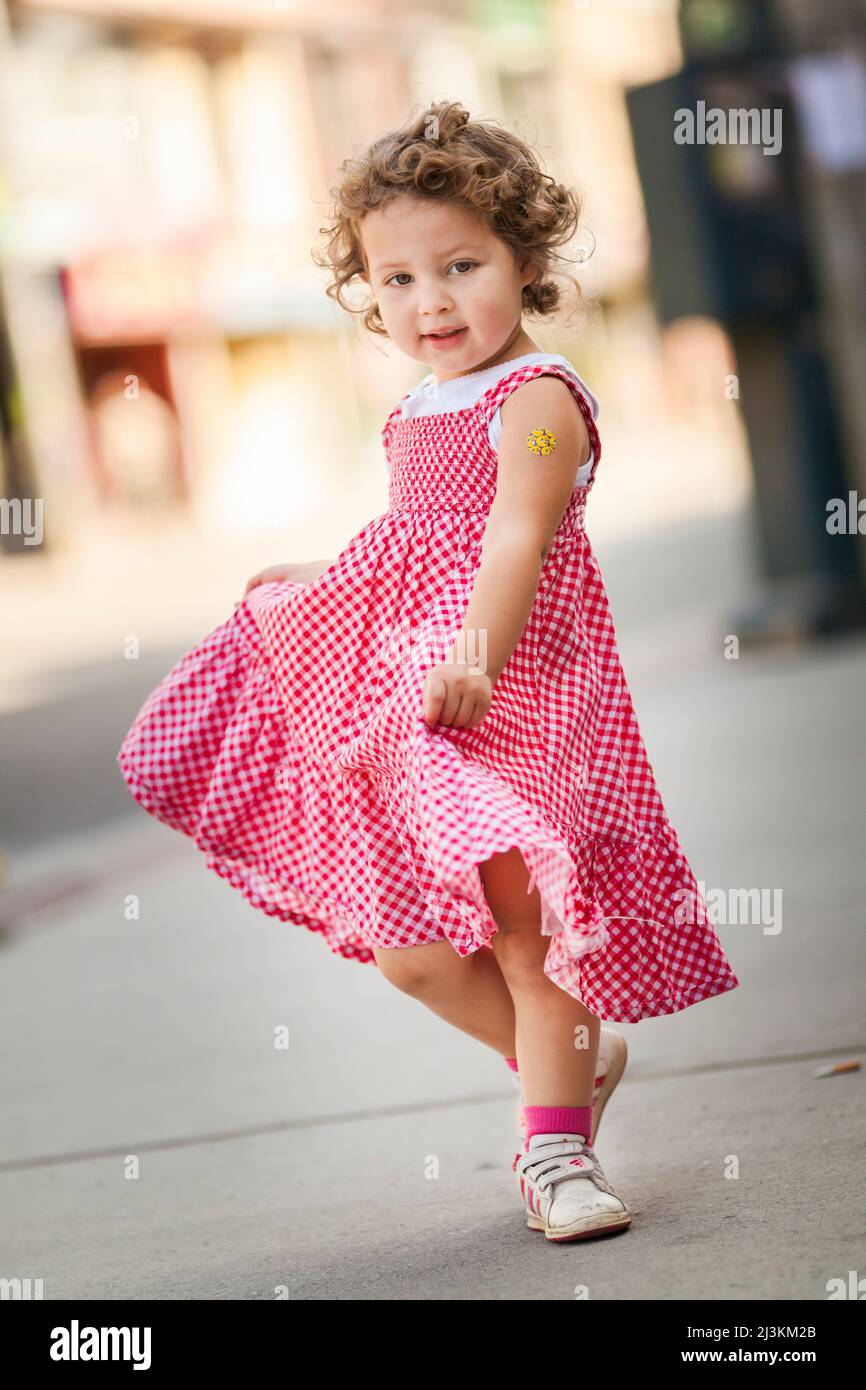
[{"xmin": 424, "ymin": 327, "xmax": 467, "ymax": 349}]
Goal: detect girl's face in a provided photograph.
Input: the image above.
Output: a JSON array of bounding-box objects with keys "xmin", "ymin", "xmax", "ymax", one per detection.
[{"xmin": 359, "ymin": 194, "xmax": 539, "ymax": 382}]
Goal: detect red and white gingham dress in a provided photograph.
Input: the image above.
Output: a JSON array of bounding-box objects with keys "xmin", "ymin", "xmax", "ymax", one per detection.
[{"xmin": 117, "ymin": 361, "xmax": 739, "ymax": 1022}]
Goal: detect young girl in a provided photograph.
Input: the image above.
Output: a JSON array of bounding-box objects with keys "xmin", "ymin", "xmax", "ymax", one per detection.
[{"xmin": 117, "ymin": 101, "xmax": 739, "ymax": 1244}]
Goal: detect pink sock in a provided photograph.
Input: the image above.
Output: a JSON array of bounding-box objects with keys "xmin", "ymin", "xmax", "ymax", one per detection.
[{"xmin": 523, "ymin": 1105, "xmax": 593, "ymax": 1144}]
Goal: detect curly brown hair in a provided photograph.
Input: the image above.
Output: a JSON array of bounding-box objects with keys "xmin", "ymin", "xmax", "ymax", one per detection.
[{"xmin": 312, "ymin": 100, "xmax": 587, "ymax": 336}]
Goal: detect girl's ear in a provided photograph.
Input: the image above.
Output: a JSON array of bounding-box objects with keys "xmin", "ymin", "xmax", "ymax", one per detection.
[{"xmin": 518, "ymin": 258, "xmax": 537, "ymax": 291}]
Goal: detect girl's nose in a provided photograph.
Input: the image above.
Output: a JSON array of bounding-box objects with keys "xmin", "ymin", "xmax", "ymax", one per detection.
[{"xmin": 416, "ymin": 279, "xmax": 455, "ymax": 319}]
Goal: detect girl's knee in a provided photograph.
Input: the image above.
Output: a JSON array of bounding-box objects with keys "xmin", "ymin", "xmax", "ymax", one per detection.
[
  {"xmin": 372, "ymin": 940, "xmax": 459, "ymax": 997},
  {"xmin": 480, "ymin": 846, "xmax": 544, "ymax": 949},
  {"xmin": 491, "ymin": 921, "xmax": 549, "ymax": 988}
]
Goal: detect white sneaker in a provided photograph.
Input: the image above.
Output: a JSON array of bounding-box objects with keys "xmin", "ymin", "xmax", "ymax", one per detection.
[
  {"xmin": 511, "ymin": 1028, "xmax": 628, "ymax": 1146},
  {"xmin": 513, "ymin": 1133, "xmax": 631, "ymax": 1242}
]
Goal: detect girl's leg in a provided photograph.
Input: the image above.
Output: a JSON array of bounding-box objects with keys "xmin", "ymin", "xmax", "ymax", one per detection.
[
  {"xmin": 372, "ymin": 938, "xmax": 517, "ymax": 1056},
  {"xmin": 479, "ymin": 846, "xmax": 600, "ymax": 1106}
]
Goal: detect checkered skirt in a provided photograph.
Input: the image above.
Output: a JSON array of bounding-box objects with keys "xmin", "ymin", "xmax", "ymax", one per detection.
[{"xmin": 117, "ymin": 361, "xmax": 739, "ymax": 1021}]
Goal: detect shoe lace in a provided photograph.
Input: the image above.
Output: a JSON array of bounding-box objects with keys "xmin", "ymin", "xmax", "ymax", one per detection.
[{"xmin": 514, "ymin": 1136, "xmax": 607, "ymax": 1196}]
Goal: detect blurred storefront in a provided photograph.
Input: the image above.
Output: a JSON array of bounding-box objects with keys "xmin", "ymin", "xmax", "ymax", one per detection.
[
  {"xmin": 0, "ymin": 1, "xmax": 394, "ymax": 553},
  {"xmin": 0, "ymin": 0, "xmax": 751, "ymax": 580}
]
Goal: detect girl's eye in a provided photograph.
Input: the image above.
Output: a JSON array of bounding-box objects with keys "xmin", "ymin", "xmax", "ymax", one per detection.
[{"xmin": 384, "ymin": 261, "xmax": 476, "ymax": 287}]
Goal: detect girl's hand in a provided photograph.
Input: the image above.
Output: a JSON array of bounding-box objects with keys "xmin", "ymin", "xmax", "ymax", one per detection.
[
  {"xmin": 422, "ymin": 661, "xmax": 493, "ymax": 729},
  {"xmin": 243, "ymin": 561, "xmax": 330, "ymax": 597}
]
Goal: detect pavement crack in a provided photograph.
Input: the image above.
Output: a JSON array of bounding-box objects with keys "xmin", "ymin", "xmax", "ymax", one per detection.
[{"xmin": 1, "ymin": 1042, "xmax": 862, "ymax": 1174}]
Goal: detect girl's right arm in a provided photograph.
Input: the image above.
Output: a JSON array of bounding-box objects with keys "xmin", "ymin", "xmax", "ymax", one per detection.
[{"xmin": 243, "ymin": 560, "xmax": 333, "ymax": 596}]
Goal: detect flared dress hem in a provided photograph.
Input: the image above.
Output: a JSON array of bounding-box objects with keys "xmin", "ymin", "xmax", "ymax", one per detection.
[{"xmin": 118, "ymin": 749, "xmax": 739, "ymax": 1024}]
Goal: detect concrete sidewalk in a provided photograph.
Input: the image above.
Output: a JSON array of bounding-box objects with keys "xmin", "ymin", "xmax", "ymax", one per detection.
[
  {"xmin": 1, "ymin": 513, "xmax": 864, "ymax": 1299},
  {"xmin": 1, "ymin": 511, "xmax": 866, "ymax": 1301}
]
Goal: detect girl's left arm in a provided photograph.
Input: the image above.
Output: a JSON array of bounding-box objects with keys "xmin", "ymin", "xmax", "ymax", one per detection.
[{"xmin": 422, "ymin": 375, "xmax": 590, "ymax": 728}]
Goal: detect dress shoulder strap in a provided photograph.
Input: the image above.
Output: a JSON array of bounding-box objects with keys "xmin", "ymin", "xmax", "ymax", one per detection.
[
  {"xmin": 381, "ymin": 398, "xmax": 407, "ymax": 453},
  {"xmin": 475, "ymin": 361, "xmax": 602, "ymax": 487}
]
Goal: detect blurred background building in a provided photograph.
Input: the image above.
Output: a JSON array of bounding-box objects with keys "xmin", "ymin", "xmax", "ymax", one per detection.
[
  {"xmin": 628, "ymin": 0, "xmax": 866, "ymax": 639},
  {"xmin": 1, "ymin": 0, "xmax": 761, "ymax": 692},
  {"xmin": 0, "ymin": 0, "xmax": 864, "ymax": 717}
]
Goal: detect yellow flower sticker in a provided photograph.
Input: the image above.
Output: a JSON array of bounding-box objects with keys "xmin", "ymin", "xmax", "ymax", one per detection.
[{"xmin": 526, "ymin": 427, "xmax": 557, "ymax": 456}]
